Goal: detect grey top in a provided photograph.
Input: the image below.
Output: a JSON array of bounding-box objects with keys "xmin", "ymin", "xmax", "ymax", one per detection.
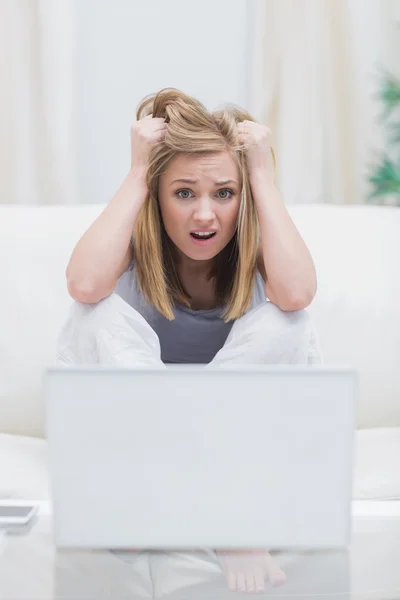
[{"xmin": 115, "ymin": 263, "xmax": 267, "ymax": 364}]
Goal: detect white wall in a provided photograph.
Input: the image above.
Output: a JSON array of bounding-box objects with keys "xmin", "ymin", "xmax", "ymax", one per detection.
[{"xmin": 77, "ymin": 0, "xmax": 250, "ymax": 204}]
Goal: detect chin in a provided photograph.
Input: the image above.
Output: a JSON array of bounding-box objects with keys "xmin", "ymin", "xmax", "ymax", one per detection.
[{"xmin": 183, "ymin": 247, "xmax": 219, "ymax": 261}]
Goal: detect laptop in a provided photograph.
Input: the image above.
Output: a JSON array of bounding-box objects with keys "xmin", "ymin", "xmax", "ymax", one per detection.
[{"xmin": 44, "ymin": 365, "xmax": 357, "ymax": 550}]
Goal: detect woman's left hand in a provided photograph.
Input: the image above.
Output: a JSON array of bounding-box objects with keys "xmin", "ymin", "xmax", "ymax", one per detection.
[{"xmin": 236, "ymin": 120, "xmax": 274, "ymax": 181}]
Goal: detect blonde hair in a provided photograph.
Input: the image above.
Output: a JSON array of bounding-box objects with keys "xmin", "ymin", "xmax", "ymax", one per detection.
[{"xmin": 133, "ymin": 88, "xmax": 276, "ymax": 322}]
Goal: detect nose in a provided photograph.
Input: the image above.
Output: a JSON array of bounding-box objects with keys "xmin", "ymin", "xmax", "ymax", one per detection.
[{"xmin": 193, "ymin": 196, "xmax": 216, "ymax": 224}]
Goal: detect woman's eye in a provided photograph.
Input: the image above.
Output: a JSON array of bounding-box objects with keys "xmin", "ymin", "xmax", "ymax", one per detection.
[
  {"xmin": 176, "ymin": 188, "xmax": 234, "ymax": 200},
  {"xmin": 176, "ymin": 189, "xmax": 193, "ymax": 199},
  {"xmin": 217, "ymin": 189, "xmax": 234, "ymax": 199}
]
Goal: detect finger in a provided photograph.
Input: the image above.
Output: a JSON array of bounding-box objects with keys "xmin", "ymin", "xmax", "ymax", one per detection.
[
  {"xmin": 237, "ymin": 572, "xmax": 246, "ymax": 592},
  {"xmin": 152, "ymin": 133, "xmax": 165, "ymax": 144},
  {"xmin": 236, "ymin": 133, "xmax": 249, "ymax": 146},
  {"xmin": 245, "ymin": 572, "xmax": 256, "ymax": 593},
  {"xmin": 154, "ymin": 126, "xmax": 168, "ymax": 136},
  {"xmin": 236, "ymin": 126, "xmax": 250, "ymax": 140}
]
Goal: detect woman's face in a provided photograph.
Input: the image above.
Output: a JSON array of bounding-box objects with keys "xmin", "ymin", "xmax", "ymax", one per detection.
[{"xmin": 158, "ymin": 152, "xmax": 241, "ymax": 265}]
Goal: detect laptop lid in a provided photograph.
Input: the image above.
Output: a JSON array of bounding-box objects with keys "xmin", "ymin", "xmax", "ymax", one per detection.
[{"xmin": 44, "ymin": 365, "xmax": 357, "ymax": 549}]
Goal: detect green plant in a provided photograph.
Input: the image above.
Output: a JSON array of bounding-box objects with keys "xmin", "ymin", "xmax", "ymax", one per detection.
[{"xmin": 366, "ymin": 67, "xmax": 400, "ymax": 205}]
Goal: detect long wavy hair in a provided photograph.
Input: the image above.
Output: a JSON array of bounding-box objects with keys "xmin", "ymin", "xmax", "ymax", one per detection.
[{"xmin": 132, "ymin": 88, "xmax": 275, "ymax": 322}]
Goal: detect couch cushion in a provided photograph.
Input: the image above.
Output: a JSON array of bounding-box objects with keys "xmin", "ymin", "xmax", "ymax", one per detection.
[
  {"xmin": 0, "ymin": 204, "xmax": 106, "ymax": 437},
  {"xmin": 0, "ymin": 433, "xmax": 49, "ymax": 500},
  {"xmin": 1, "ymin": 429, "xmax": 398, "ymax": 503},
  {"xmin": 353, "ymin": 427, "xmax": 400, "ymax": 500},
  {"xmin": 288, "ymin": 204, "xmax": 400, "ymax": 429}
]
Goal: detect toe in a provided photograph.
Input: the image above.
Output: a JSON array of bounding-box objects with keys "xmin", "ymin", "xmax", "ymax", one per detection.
[
  {"xmin": 227, "ymin": 571, "xmax": 237, "ymax": 592},
  {"xmin": 245, "ymin": 572, "xmax": 256, "ymax": 593},
  {"xmin": 264, "ymin": 552, "xmax": 287, "ymax": 587},
  {"xmin": 271, "ymin": 566, "xmax": 287, "ymax": 587},
  {"xmin": 255, "ymin": 568, "xmax": 265, "ymax": 592},
  {"xmin": 237, "ymin": 572, "xmax": 246, "ymax": 592}
]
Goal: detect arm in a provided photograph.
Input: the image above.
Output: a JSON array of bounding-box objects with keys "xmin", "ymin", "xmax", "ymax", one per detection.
[
  {"xmin": 236, "ymin": 120, "xmax": 317, "ymax": 311},
  {"xmin": 67, "ymin": 114, "xmax": 167, "ymax": 304},
  {"xmin": 66, "ymin": 169, "xmax": 147, "ymax": 304},
  {"xmin": 252, "ymin": 171, "xmax": 317, "ymax": 311}
]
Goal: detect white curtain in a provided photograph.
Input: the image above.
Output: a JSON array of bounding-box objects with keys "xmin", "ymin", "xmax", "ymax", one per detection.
[
  {"xmin": 248, "ymin": 0, "xmax": 400, "ymax": 204},
  {"xmin": 0, "ymin": 0, "xmax": 77, "ymax": 205}
]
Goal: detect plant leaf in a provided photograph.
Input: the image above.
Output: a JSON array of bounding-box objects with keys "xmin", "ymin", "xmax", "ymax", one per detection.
[
  {"xmin": 367, "ymin": 154, "xmax": 400, "ymax": 198},
  {"xmin": 388, "ymin": 122, "xmax": 400, "ymax": 144}
]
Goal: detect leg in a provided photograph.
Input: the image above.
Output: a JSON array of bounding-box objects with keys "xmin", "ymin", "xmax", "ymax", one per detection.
[
  {"xmin": 208, "ymin": 301, "xmax": 322, "ymax": 367},
  {"xmin": 208, "ymin": 302, "xmax": 322, "ymax": 593},
  {"xmin": 54, "ymin": 293, "xmax": 165, "ymax": 561},
  {"xmin": 55, "ymin": 292, "xmax": 166, "ymax": 368}
]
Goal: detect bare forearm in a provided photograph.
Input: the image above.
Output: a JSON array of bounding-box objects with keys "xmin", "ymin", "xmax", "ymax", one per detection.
[
  {"xmin": 251, "ymin": 172, "xmax": 317, "ymax": 309},
  {"xmin": 66, "ymin": 169, "xmax": 147, "ymax": 293}
]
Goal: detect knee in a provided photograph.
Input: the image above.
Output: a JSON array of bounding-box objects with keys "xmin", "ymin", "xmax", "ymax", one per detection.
[
  {"xmin": 261, "ymin": 302, "xmax": 310, "ymax": 327},
  {"xmin": 249, "ymin": 301, "xmax": 311, "ymax": 340},
  {"xmin": 69, "ymin": 291, "xmax": 125, "ymax": 317},
  {"xmin": 66, "ymin": 292, "xmax": 159, "ymax": 347},
  {"xmin": 63, "ymin": 293, "xmax": 127, "ymax": 336}
]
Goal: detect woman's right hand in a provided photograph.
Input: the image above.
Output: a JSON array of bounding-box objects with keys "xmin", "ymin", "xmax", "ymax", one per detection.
[{"xmin": 130, "ymin": 114, "xmax": 167, "ymax": 172}]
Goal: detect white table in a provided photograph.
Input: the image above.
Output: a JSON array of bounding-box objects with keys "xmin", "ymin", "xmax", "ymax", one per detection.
[{"xmin": 1, "ymin": 501, "xmax": 400, "ymax": 599}]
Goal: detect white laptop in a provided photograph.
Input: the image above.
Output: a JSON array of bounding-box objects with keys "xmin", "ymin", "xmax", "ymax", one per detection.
[{"xmin": 44, "ymin": 365, "xmax": 357, "ymax": 550}]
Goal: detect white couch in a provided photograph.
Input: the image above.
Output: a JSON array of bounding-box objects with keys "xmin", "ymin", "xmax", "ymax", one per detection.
[{"xmin": 0, "ymin": 203, "xmax": 399, "ymax": 506}]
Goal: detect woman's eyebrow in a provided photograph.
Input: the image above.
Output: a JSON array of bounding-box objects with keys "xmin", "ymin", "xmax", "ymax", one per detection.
[
  {"xmin": 169, "ymin": 178, "xmax": 238, "ymax": 186},
  {"xmin": 170, "ymin": 178, "xmax": 197, "ymax": 185},
  {"xmin": 214, "ymin": 179, "xmax": 238, "ymax": 186}
]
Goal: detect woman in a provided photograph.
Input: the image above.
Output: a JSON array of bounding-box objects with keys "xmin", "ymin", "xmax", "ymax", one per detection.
[{"xmin": 57, "ymin": 88, "xmax": 321, "ymax": 593}]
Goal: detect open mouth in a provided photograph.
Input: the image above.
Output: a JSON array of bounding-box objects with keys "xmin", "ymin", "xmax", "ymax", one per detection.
[{"xmin": 190, "ymin": 232, "xmax": 216, "ymax": 240}]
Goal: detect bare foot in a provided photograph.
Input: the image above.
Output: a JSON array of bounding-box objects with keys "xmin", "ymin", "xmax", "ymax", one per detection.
[{"xmin": 216, "ymin": 549, "xmax": 287, "ymax": 593}]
